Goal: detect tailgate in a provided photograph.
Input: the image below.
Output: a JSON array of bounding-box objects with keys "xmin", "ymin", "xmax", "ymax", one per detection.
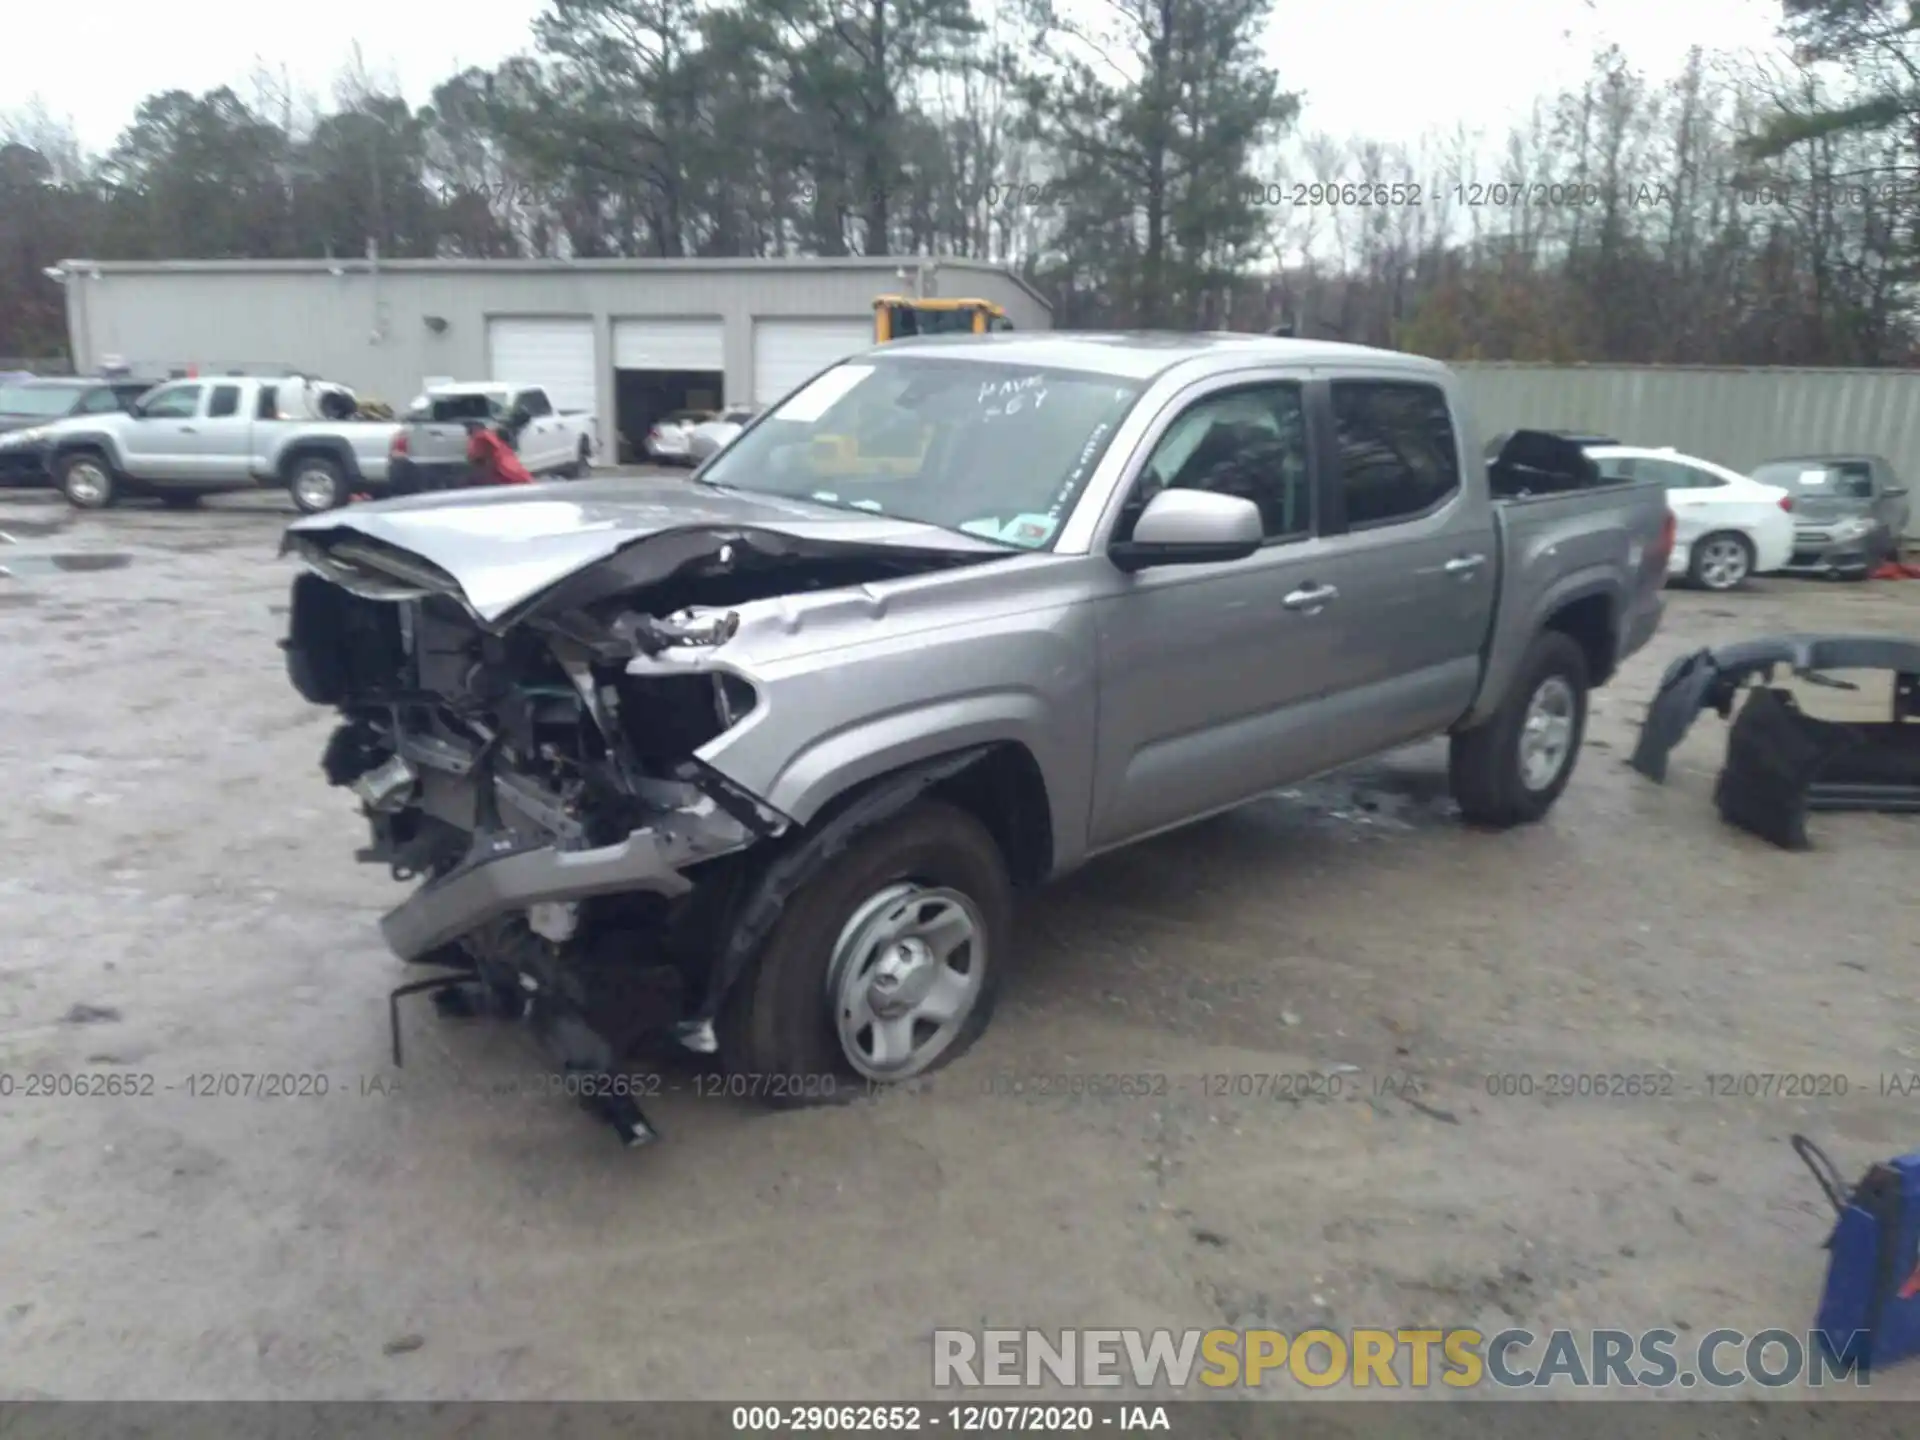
[{"xmin": 409, "ymin": 423, "xmax": 469, "ymax": 465}]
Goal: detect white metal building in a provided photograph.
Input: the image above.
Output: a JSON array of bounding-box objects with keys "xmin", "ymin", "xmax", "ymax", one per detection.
[{"xmin": 53, "ymin": 256, "xmax": 1053, "ymax": 461}]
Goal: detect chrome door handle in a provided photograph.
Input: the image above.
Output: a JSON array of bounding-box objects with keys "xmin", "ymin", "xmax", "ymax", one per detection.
[
  {"xmin": 178, "ymin": 425, "xmax": 197, "ymax": 433},
  {"xmin": 1444, "ymin": 553, "xmax": 1485, "ymax": 575},
  {"xmin": 1282, "ymin": 584, "xmax": 1338, "ymax": 611}
]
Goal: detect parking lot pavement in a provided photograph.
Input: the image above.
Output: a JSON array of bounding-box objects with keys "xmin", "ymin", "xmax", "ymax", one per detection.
[{"xmin": 1, "ymin": 486, "xmax": 1918, "ymax": 1401}]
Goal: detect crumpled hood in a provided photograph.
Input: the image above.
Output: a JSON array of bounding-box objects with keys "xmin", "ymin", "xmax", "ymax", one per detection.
[
  {"xmin": 282, "ymin": 474, "xmax": 1009, "ymax": 623},
  {"xmin": 0, "ymin": 413, "xmax": 90, "ymax": 442}
]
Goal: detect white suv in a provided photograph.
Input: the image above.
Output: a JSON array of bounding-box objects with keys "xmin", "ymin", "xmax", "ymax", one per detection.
[{"xmin": 1586, "ymin": 446, "xmax": 1794, "ymax": 590}]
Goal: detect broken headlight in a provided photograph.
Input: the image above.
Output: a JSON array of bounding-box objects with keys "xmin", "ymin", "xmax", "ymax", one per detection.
[
  {"xmin": 614, "ymin": 671, "xmax": 760, "ymax": 765},
  {"xmin": 714, "ymin": 672, "xmax": 757, "ymax": 730}
]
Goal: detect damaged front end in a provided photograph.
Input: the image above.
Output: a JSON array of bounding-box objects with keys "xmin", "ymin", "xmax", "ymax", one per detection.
[
  {"xmin": 1630, "ymin": 634, "xmax": 1920, "ymax": 849},
  {"xmin": 280, "ymin": 516, "xmax": 997, "ymax": 1142}
]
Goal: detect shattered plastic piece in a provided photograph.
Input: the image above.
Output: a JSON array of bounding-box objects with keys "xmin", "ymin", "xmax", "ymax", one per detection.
[
  {"xmin": 350, "ymin": 754, "xmax": 418, "ymax": 812},
  {"xmin": 672, "ymin": 1018, "xmax": 718, "ymax": 1054}
]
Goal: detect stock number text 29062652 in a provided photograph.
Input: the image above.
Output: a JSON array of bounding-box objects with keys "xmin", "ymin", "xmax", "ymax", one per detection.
[{"xmin": 1246, "ymin": 181, "xmax": 1612, "ymax": 209}]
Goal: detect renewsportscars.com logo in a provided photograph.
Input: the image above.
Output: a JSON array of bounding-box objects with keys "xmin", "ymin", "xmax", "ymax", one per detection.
[{"xmin": 932, "ymin": 1327, "xmax": 1871, "ymax": 1390}]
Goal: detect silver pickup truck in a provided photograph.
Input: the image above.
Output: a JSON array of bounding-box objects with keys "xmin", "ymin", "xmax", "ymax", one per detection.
[
  {"xmin": 38, "ymin": 375, "xmax": 397, "ymax": 513},
  {"xmin": 280, "ymin": 333, "xmax": 1671, "ymax": 1145},
  {"xmin": 390, "ymin": 382, "xmax": 596, "ymax": 493}
]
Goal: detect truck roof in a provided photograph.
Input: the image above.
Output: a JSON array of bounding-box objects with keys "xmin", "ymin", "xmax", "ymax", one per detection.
[{"xmin": 873, "ymin": 331, "xmax": 1446, "ymax": 381}]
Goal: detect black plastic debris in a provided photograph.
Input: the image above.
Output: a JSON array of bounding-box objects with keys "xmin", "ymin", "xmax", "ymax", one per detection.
[{"xmin": 1632, "ymin": 634, "xmax": 1920, "ymax": 849}]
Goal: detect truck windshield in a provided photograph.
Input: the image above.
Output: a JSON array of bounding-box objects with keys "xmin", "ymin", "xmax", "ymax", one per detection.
[
  {"xmin": 696, "ymin": 356, "xmax": 1143, "ymax": 549},
  {"xmin": 0, "ymin": 384, "xmax": 84, "ymax": 417}
]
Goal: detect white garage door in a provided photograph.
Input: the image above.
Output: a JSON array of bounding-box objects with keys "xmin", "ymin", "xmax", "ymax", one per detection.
[
  {"xmin": 613, "ymin": 318, "xmax": 724, "ymax": 372},
  {"xmin": 753, "ymin": 319, "xmax": 875, "ymax": 406},
  {"xmin": 486, "ymin": 317, "xmax": 596, "ymax": 413}
]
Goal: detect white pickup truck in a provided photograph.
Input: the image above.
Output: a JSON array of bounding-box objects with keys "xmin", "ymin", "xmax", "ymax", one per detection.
[
  {"xmin": 389, "ymin": 382, "xmax": 597, "ymax": 494},
  {"xmin": 33, "ymin": 375, "xmax": 398, "ymax": 513}
]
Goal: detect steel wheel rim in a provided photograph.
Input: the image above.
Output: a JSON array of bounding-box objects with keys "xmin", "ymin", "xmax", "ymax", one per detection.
[
  {"xmin": 294, "ymin": 468, "xmax": 338, "ymax": 511},
  {"xmin": 827, "ymin": 882, "xmax": 987, "ymax": 1081},
  {"xmin": 66, "ymin": 462, "xmax": 107, "ymax": 505},
  {"xmin": 1519, "ymin": 676, "xmax": 1577, "ymax": 791},
  {"xmin": 1698, "ymin": 537, "xmax": 1749, "ymax": 589}
]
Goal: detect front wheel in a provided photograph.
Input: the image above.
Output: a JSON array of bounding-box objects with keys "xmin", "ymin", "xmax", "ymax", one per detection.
[
  {"xmin": 289, "ymin": 457, "xmax": 347, "ymax": 514},
  {"xmin": 57, "ymin": 452, "xmax": 117, "ymax": 509},
  {"xmin": 1688, "ymin": 531, "xmax": 1753, "ymax": 591},
  {"xmin": 565, "ymin": 441, "xmax": 591, "ymax": 479},
  {"xmin": 717, "ymin": 800, "xmax": 1011, "ymax": 1108},
  {"xmin": 1449, "ymin": 631, "xmax": 1590, "ymax": 827}
]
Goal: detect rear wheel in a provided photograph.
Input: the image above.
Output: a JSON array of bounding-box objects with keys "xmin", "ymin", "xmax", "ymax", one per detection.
[
  {"xmin": 1449, "ymin": 631, "xmax": 1590, "ymax": 827},
  {"xmin": 1688, "ymin": 531, "xmax": 1753, "ymax": 591},
  {"xmin": 717, "ymin": 800, "xmax": 1010, "ymax": 1108},
  {"xmin": 566, "ymin": 440, "xmax": 591, "ymax": 479},
  {"xmin": 56, "ymin": 452, "xmax": 116, "ymax": 509},
  {"xmin": 289, "ymin": 456, "xmax": 347, "ymax": 514}
]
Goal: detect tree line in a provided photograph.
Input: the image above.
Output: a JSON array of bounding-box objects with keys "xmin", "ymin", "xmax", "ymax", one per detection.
[{"xmin": 1, "ymin": 0, "xmax": 1915, "ymax": 368}]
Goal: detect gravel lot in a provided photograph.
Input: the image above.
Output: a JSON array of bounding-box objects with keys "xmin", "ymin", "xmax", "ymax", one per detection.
[{"xmin": 2, "ymin": 482, "xmax": 1917, "ymax": 1403}]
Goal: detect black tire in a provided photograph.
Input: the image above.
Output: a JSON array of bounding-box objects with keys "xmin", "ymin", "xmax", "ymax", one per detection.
[
  {"xmin": 1686, "ymin": 530, "xmax": 1753, "ymax": 591},
  {"xmin": 1449, "ymin": 630, "xmax": 1590, "ymax": 828},
  {"xmin": 567, "ymin": 441, "xmax": 591, "ymax": 479},
  {"xmin": 56, "ymin": 451, "xmax": 117, "ymax": 510},
  {"xmin": 288, "ymin": 456, "xmax": 347, "ymax": 514},
  {"xmin": 158, "ymin": 492, "xmax": 202, "ymax": 510},
  {"xmin": 717, "ymin": 799, "xmax": 1011, "ymax": 1109}
]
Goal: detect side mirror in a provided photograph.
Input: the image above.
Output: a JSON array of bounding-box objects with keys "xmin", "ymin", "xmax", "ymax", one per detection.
[{"xmin": 1109, "ymin": 489, "xmax": 1264, "ymax": 573}]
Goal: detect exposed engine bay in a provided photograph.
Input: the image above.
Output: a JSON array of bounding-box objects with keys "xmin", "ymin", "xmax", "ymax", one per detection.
[{"xmin": 280, "ymin": 523, "xmax": 1005, "ymax": 1144}]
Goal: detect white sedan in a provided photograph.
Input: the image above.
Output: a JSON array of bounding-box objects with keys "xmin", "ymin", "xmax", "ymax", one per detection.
[
  {"xmin": 1587, "ymin": 445, "xmax": 1794, "ymax": 590},
  {"xmin": 643, "ymin": 410, "xmax": 714, "ymax": 464}
]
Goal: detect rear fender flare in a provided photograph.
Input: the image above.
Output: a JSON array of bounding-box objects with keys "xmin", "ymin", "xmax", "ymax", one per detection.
[
  {"xmin": 277, "ymin": 437, "xmax": 361, "ymax": 486},
  {"xmin": 1463, "ymin": 567, "xmax": 1621, "ymax": 729}
]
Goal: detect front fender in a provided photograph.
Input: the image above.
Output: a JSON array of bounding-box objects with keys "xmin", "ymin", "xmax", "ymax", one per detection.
[
  {"xmin": 49, "ymin": 430, "xmax": 126, "ymax": 471},
  {"xmin": 758, "ymin": 690, "xmax": 1055, "ymax": 826}
]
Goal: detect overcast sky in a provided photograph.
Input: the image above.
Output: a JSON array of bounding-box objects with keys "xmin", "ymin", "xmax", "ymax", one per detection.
[{"xmin": 8, "ymin": 0, "xmax": 1788, "ymax": 158}]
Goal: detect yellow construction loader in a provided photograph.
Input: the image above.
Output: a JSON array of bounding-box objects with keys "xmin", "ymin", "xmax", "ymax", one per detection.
[{"xmin": 872, "ymin": 296, "xmax": 1013, "ymax": 341}]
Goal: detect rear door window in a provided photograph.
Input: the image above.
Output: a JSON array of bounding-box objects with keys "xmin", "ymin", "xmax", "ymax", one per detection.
[
  {"xmin": 207, "ymin": 384, "xmax": 241, "ymax": 418},
  {"xmin": 1329, "ymin": 381, "xmax": 1461, "ymax": 527}
]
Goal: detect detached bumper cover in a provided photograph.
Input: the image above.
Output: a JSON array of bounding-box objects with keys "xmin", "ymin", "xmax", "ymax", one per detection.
[{"xmin": 1630, "ymin": 633, "xmax": 1920, "ymax": 848}]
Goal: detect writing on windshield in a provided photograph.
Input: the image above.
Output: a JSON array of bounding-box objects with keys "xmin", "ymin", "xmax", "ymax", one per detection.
[{"xmin": 703, "ymin": 357, "xmax": 1143, "ymax": 548}]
